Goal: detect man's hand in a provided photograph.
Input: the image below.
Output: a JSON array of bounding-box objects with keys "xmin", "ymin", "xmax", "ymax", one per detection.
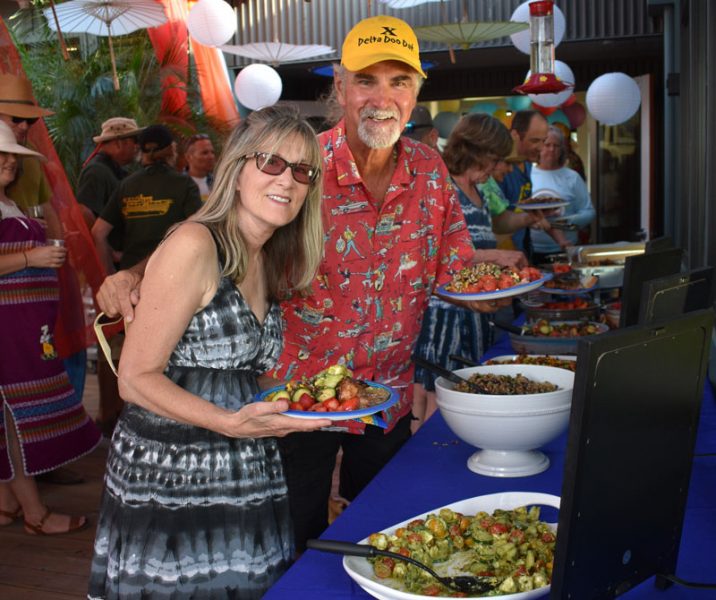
[
  {"xmin": 462, "ymin": 297, "xmax": 512, "ymax": 313},
  {"xmin": 96, "ymin": 270, "xmax": 142, "ymax": 321}
]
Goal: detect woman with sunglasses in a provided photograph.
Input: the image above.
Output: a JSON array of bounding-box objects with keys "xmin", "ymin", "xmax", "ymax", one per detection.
[
  {"xmin": 0, "ymin": 121, "xmax": 101, "ymax": 534},
  {"xmin": 88, "ymin": 105, "xmax": 331, "ymax": 600}
]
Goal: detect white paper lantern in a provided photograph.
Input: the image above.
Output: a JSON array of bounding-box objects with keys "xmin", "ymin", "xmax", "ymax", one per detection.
[
  {"xmin": 586, "ymin": 72, "xmax": 641, "ymax": 125},
  {"xmin": 527, "ymin": 60, "xmax": 575, "ymax": 107},
  {"xmin": 234, "ymin": 64, "xmax": 282, "ymax": 111},
  {"xmin": 510, "ymin": 1, "xmax": 566, "ymax": 55},
  {"xmin": 187, "ymin": 0, "xmax": 237, "ymax": 47}
]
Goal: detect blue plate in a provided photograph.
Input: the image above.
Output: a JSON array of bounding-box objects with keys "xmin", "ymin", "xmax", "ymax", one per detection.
[
  {"xmin": 256, "ymin": 381, "xmax": 398, "ymax": 420},
  {"xmin": 540, "ymin": 282, "xmax": 598, "ymax": 296},
  {"xmin": 436, "ymin": 273, "xmax": 553, "ymax": 302}
]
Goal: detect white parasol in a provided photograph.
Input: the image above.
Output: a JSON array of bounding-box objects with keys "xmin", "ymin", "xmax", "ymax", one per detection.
[
  {"xmin": 221, "ymin": 41, "xmax": 335, "ymax": 66},
  {"xmin": 43, "ymin": 0, "xmax": 168, "ymax": 90},
  {"xmin": 379, "ymin": 0, "xmax": 446, "ymax": 8}
]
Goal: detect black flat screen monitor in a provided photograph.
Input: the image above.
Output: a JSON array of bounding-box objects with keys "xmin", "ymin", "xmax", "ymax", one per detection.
[
  {"xmin": 639, "ymin": 267, "xmax": 715, "ymax": 325},
  {"xmin": 550, "ymin": 310, "xmax": 714, "ymax": 599},
  {"xmin": 645, "ymin": 236, "xmax": 673, "ymax": 253},
  {"xmin": 619, "ymin": 248, "xmax": 683, "ymax": 328}
]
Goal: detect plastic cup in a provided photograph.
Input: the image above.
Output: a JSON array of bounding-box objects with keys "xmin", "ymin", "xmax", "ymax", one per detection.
[{"xmin": 28, "ymin": 205, "xmax": 44, "ymax": 218}]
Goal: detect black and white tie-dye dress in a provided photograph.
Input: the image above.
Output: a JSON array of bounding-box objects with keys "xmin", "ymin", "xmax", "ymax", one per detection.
[{"xmin": 88, "ymin": 276, "xmax": 292, "ymax": 600}]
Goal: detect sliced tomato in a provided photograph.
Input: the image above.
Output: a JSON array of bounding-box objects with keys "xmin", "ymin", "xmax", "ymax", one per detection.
[
  {"xmin": 481, "ymin": 275, "xmax": 498, "ymax": 291},
  {"xmin": 323, "ymin": 398, "xmax": 340, "ymax": 411},
  {"xmin": 338, "ymin": 396, "xmax": 360, "ymax": 411},
  {"xmin": 309, "ymin": 403, "xmax": 328, "ymax": 412}
]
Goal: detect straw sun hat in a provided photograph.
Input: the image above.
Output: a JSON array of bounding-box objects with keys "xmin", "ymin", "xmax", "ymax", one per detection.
[
  {"xmin": 0, "ymin": 74, "xmax": 54, "ymax": 119},
  {"xmin": 0, "ymin": 121, "xmax": 45, "ymax": 161}
]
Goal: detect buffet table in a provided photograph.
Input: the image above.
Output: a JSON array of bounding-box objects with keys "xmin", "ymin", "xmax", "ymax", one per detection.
[{"xmin": 264, "ymin": 344, "xmax": 716, "ymax": 599}]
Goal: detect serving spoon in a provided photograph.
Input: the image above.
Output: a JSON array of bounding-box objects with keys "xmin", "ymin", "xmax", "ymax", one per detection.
[
  {"xmin": 411, "ymin": 355, "xmax": 490, "ymax": 394},
  {"xmin": 306, "ymin": 539, "xmax": 496, "ymax": 595}
]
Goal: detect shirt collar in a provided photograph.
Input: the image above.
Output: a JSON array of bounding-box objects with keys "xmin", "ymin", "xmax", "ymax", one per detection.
[{"xmin": 330, "ymin": 120, "xmax": 414, "ymax": 191}]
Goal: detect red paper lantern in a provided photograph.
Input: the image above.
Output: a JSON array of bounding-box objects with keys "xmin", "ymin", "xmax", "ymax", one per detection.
[
  {"xmin": 563, "ymin": 102, "xmax": 587, "ymax": 129},
  {"xmin": 562, "ymin": 93, "xmax": 577, "ymax": 107}
]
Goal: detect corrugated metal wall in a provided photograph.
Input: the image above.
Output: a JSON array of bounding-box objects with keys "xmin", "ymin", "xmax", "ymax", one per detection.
[
  {"xmin": 678, "ymin": 0, "xmax": 715, "ymax": 269},
  {"xmin": 226, "ymin": 0, "xmax": 660, "ymax": 68}
]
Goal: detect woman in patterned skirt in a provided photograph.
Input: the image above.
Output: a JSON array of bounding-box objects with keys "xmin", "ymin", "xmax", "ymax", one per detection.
[
  {"xmin": 87, "ymin": 106, "xmax": 331, "ymax": 599},
  {"xmin": 0, "ymin": 121, "xmax": 101, "ymax": 534}
]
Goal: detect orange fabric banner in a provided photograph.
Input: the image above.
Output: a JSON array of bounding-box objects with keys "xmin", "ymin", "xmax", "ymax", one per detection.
[
  {"xmin": 0, "ymin": 16, "xmax": 106, "ymax": 358},
  {"xmin": 149, "ymin": 0, "xmax": 240, "ymax": 127}
]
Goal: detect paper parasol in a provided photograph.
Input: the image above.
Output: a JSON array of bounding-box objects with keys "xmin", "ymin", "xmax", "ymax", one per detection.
[
  {"xmin": 221, "ymin": 41, "xmax": 335, "ymax": 65},
  {"xmin": 43, "ymin": 0, "xmax": 168, "ymax": 90}
]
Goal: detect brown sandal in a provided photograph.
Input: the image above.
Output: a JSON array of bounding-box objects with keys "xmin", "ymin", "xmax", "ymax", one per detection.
[
  {"xmin": 0, "ymin": 506, "xmax": 23, "ymax": 525},
  {"xmin": 24, "ymin": 507, "xmax": 88, "ymax": 536}
]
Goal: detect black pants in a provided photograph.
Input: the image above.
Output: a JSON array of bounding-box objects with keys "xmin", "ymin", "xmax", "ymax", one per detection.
[{"xmin": 278, "ymin": 414, "xmax": 412, "ymax": 552}]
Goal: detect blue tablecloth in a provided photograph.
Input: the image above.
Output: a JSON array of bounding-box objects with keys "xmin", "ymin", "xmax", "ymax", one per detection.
[{"xmin": 265, "ymin": 346, "xmax": 716, "ymax": 599}]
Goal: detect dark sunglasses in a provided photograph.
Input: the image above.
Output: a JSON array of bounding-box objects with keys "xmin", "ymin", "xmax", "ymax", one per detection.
[
  {"xmin": 248, "ymin": 151, "xmax": 318, "ymax": 185},
  {"xmin": 11, "ymin": 116, "xmax": 39, "ymax": 126}
]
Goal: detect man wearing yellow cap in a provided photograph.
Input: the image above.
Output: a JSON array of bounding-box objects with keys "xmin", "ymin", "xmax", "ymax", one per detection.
[
  {"xmin": 273, "ymin": 15, "xmax": 526, "ymax": 552},
  {"xmin": 95, "ymin": 16, "xmax": 524, "ymax": 551}
]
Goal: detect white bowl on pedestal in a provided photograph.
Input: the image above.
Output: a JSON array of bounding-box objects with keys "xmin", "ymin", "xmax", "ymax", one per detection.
[{"xmin": 435, "ymin": 364, "xmax": 574, "ymax": 478}]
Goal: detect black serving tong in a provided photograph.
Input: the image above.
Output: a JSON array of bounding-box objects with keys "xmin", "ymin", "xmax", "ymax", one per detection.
[
  {"xmin": 411, "ymin": 355, "xmax": 490, "ymax": 394},
  {"xmin": 449, "ymin": 354, "xmax": 479, "ymax": 367},
  {"xmin": 306, "ymin": 539, "xmax": 495, "ymax": 595}
]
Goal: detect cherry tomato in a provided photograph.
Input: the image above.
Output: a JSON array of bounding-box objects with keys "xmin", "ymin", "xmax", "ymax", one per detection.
[
  {"xmin": 338, "ymin": 397, "xmax": 359, "ymax": 411},
  {"xmin": 499, "ymin": 274, "xmax": 516, "ymax": 289},
  {"xmin": 309, "ymin": 403, "xmax": 328, "ymax": 412},
  {"xmin": 481, "ymin": 275, "xmax": 498, "ymax": 291},
  {"xmin": 297, "ymin": 394, "xmax": 315, "ymax": 410},
  {"xmin": 289, "ymin": 402, "xmax": 304, "ymax": 411},
  {"xmin": 489, "ymin": 523, "xmax": 510, "ymax": 535},
  {"xmin": 323, "ymin": 398, "xmax": 340, "ymax": 411}
]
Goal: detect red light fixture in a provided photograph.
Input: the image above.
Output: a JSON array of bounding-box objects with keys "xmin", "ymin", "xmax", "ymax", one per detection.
[{"xmin": 513, "ymin": 1, "xmax": 569, "ymax": 95}]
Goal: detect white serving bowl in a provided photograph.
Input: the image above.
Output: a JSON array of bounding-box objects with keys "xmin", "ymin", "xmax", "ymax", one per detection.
[
  {"xmin": 435, "ymin": 364, "xmax": 574, "ymax": 478},
  {"xmin": 343, "ymin": 491, "xmax": 560, "ymax": 600}
]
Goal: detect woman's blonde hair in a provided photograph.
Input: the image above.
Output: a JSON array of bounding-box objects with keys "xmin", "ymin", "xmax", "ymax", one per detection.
[
  {"xmin": 189, "ymin": 105, "xmax": 324, "ymax": 299},
  {"xmin": 442, "ymin": 113, "xmax": 513, "ymax": 176}
]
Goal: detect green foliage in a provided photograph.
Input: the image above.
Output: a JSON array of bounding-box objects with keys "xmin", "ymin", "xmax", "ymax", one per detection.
[{"xmin": 8, "ymin": 4, "xmax": 223, "ymax": 187}]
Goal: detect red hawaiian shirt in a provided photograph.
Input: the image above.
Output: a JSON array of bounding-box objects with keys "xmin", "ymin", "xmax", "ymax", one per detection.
[{"xmin": 272, "ymin": 121, "xmax": 475, "ymax": 433}]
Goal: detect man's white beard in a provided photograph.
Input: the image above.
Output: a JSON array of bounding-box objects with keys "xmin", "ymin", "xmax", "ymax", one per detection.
[{"xmin": 358, "ymin": 109, "xmax": 401, "ymax": 149}]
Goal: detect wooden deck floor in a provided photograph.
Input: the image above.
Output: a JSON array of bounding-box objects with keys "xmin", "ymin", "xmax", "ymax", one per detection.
[
  {"xmin": 0, "ymin": 370, "xmax": 345, "ymax": 599},
  {"xmin": 0, "ymin": 372, "xmax": 106, "ymax": 600}
]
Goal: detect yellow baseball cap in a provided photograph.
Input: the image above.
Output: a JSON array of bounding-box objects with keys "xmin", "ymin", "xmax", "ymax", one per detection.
[{"xmin": 341, "ymin": 15, "xmax": 426, "ymax": 78}]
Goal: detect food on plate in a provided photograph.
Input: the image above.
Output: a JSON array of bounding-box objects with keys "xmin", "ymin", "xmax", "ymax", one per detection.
[
  {"xmin": 454, "ymin": 372, "xmax": 558, "ymax": 395},
  {"xmin": 484, "ymin": 354, "xmax": 576, "ymax": 372},
  {"xmin": 543, "ymin": 271, "xmax": 598, "ymax": 291},
  {"xmin": 367, "ymin": 505, "xmax": 555, "ymax": 596},
  {"xmin": 529, "ymin": 319, "xmax": 601, "ymax": 338},
  {"xmin": 445, "ymin": 263, "xmax": 543, "ymax": 294},
  {"xmin": 263, "ymin": 364, "xmax": 390, "ymax": 413},
  {"xmin": 537, "ymin": 298, "xmax": 592, "ymax": 311}
]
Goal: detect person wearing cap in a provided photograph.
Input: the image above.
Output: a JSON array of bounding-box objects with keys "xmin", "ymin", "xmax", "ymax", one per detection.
[
  {"xmin": 272, "ymin": 16, "xmax": 526, "ymax": 552},
  {"xmin": 403, "ymin": 105, "xmax": 439, "ymax": 149},
  {"xmin": 76, "ymin": 117, "xmax": 143, "ymax": 220},
  {"xmin": 77, "ymin": 117, "xmax": 143, "ymax": 438},
  {"xmin": 93, "ymin": 16, "xmax": 524, "ymax": 552},
  {"xmin": 0, "ymin": 73, "xmax": 62, "ymax": 239},
  {"xmin": 0, "ymin": 120, "xmax": 101, "ymax": 535},
  {"xmin": 91, "ymin": 124, "xmax": 202, "ymax": 274}
]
